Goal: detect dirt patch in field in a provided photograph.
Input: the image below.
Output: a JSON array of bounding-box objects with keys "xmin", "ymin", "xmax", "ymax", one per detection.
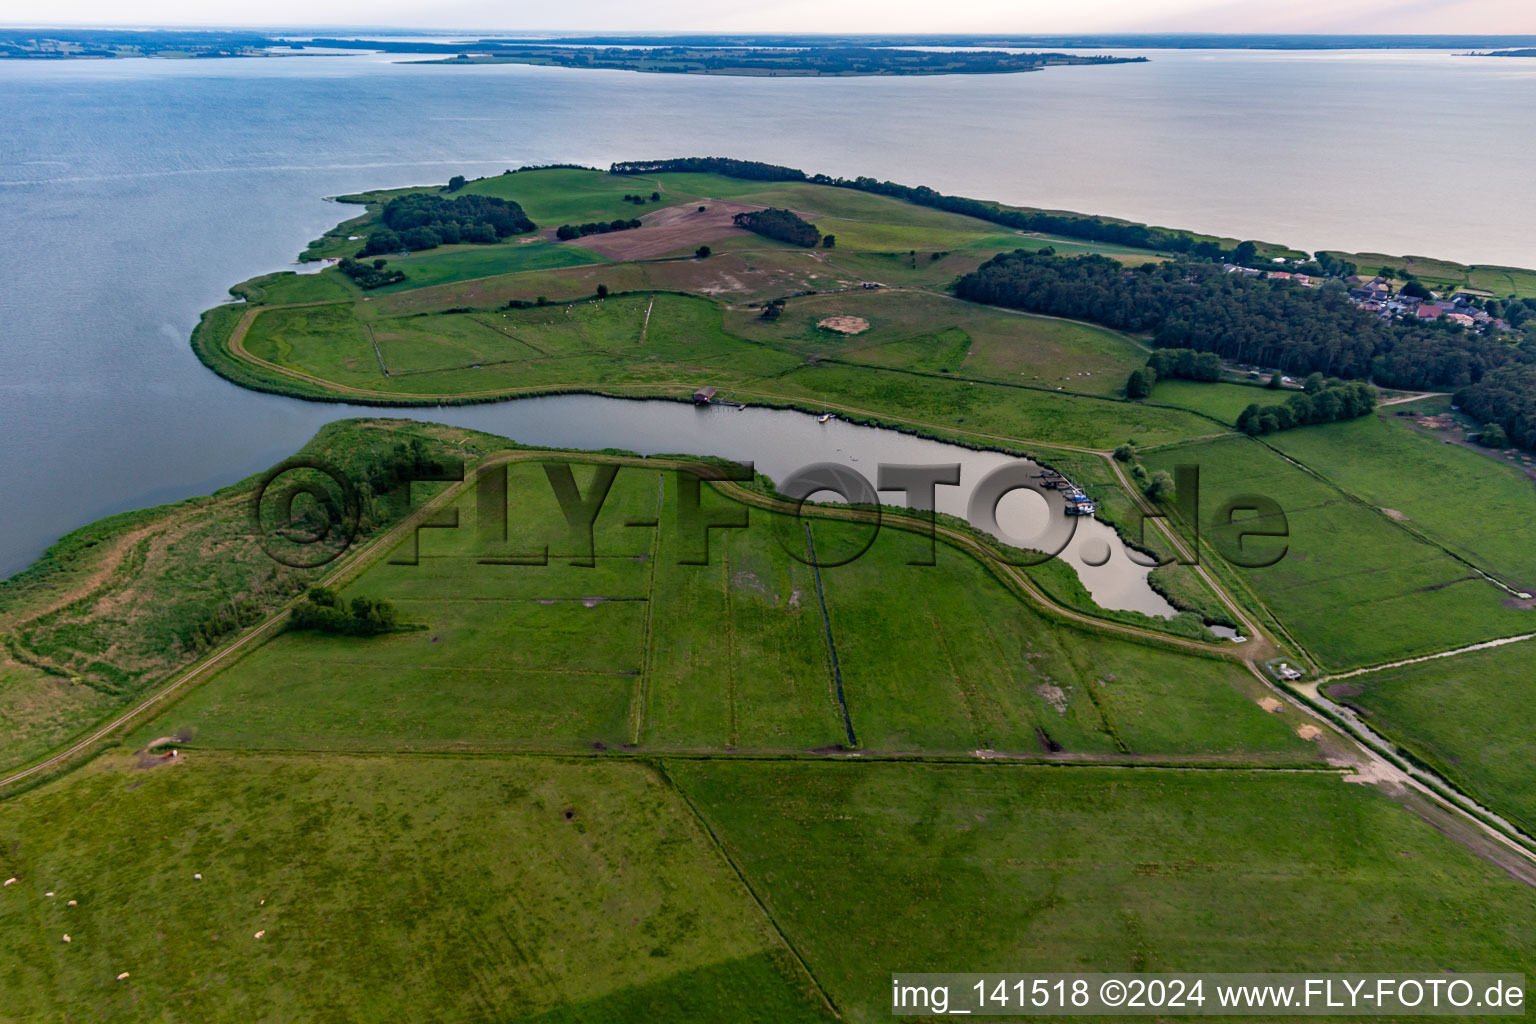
[
  {"xmin": 817, "ymin": 315, "xmax": 870, "ymax": 335},
  {"xmin": 1327, "ymin": 682, "xmax": 1364, "ymax": 699},
  {"xmin": 1033, "ymin": 682, "xmax": 1070, "ymax": 715},
  {"xmin": 568, "ymin": 201, "xmax": 762, "ymax": 260},
  {"xmin": 1258, "ymin": 697, "xmax": 1283, "ymax": 713},
  {"xmin": 1296, "ymin": 724, "xmax": 1322, "ymax": 741},
  {"xmin": 1381, "ymin": 508, "xmax": 1408, "ymax": 521}
]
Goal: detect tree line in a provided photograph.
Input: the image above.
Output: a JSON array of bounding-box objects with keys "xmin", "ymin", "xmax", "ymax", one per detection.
[
  {"xmin": 362, "ymin": 193, "xmax": 535, "ymax": 255},
  {"xmin": 610, "ymin": 158, "xmax": 1246, "ymax": 258},
  {"xmin": 289, "ymin": 586, "xmax": 401, "ymax": 636},
  {"xmin": 1125, "ymin": 348, "xmax": 1224, "ymax": 398},
  {"xmin": 1236, "ymin": 378, "xmax": 1377, "ymax": 436},
  {"xmin": 556, "ymin": 218, "xmax": 642, "ymax": 240},
  {"xmin": 731, "ymin": 207, "xmax": 821, "ymax": 247}
]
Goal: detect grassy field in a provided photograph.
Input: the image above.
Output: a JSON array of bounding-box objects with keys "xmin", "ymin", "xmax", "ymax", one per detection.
[
  {"xmin": 196, "ymin": 168, "xmax": 1234, "ymax": 474},
  {"xmin": 371, "ymin": 239, "xmax": 606, "ymax": 292},
  {"xmin": 1268, "ymin": 408, "xmax": 1536, "ymax": 589},
  {"xmin": 1325, "ymin": 639, "xmax": 1536, "ymax": 835},
  {"xmin": 671, "ymin": 760, "xmax": 1536, "ymax": 1024},
  {"xmin": 1324, "ymin": 249, "xmax": 1536, "ymax": 300},
  {"xmin": 725, "ymin": 289, "xmax": 1147, "ymax": 398},
  {"xmin": 0, "ymin": 752, "xmax": 828, "ymax": 1022},
  {"xmin": 1142, "ymin": 435, "xmax": 1534, "ymax": 671},
  {"xmin": 0, "ymin": 420, "xmax": 498, "ymax": 774},
  {"xmin": 127, "ymin": 457, "xmax": 1311, "ymax": 762},
  {"xmin": 224, "ymin": 278, "xmax": 1222, "ymax": 449},
  {"xmin": 1149, "ymin": 379, "xmax": 1278, "ymax": 425}
]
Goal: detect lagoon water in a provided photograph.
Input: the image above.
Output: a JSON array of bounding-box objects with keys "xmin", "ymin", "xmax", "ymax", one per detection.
[{"xmin": 1, "ymin": 47, "xmax": 1534, "ymax": 586}]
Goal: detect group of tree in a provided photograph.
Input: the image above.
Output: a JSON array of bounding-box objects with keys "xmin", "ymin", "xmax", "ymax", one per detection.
[
  {"xmin": 759, "ymin": 298, "xmax": 786, "ymax": 320},
  {"xmin": 555, "ymin": 218, "xmax": 643, "ymax": 240},
  {"xmin": 956, "ymin": 250, "xmax": 1533, "ymax": 395},
  {"xmin": 289, "ymin": 586, "xmax": 401, "ymax": 636},
  {"xmin": 337, "ymin": 257, "xmax": 405, "ymax": 289},
  {"xmin": 611, "ymin": 157, "xmax": 807, "ymax": 181},
  {"xmin": 1125, "ymin": 350, "xmax": 1222, "ymax": 398},
  {"xmin": 1235, "ymin": 378, "xmax": 1377, "ymax": 436},
  {"xmin": 621, "ymin": 191, "xmax": 661, "ymax": 204},
  {"xmin": 1455, "ymin": 364, "xmax": 1536, "ymax": 451},
  {"xmin": 446, "ymin": 174, "xmax": 467, "ymax": 192},
  {"xmin": 1127, "ymin": 347, "xmax": 1224, "ymax": 400},
  {"xmin": 731, "ymin": 207, "xmax": 821, "ymax": 247},
  {"xmin": 361, "ymin": 193, "xmax": 535, "ymax": 255}
]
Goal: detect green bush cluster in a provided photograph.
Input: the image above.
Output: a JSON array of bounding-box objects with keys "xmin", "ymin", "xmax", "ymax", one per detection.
[
  {"xmin": 289, "ymin": 586, "xmax": 400, "ymax": 636},
  {"xmin": 1237, "ymin": 380, "xmax": 1377, "ymax": 436},
  {"xmin": 731, "ymin": 208, "xmax": 821, "ymax": 247}
]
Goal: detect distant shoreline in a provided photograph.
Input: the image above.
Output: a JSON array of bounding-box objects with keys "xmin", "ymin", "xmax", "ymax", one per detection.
[{"xmin": 8, "ymin": 30, "xmax": 1536, "ymax": 62}]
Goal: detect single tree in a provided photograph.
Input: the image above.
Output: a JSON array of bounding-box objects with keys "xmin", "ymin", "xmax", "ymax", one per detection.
[
  {"xmin": 595, "ymin": 284, "xmax": 609, "ymax": 298},
  {"xmin": 695, "ymin": 245, "xmax": 711, "ymax": 259},
  {"xmin": 1125, "ymin": 367, "xmax": 1154, "ymax": 399},
  {"xmin": 1146, "ymin": 470, "xmax": 1175, "ymax": 502}
]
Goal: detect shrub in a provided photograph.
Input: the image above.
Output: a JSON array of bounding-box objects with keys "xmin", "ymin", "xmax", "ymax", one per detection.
[
  {"xmin": 1478, "ymin": 422, "xmax": 1509, "ymax": 448},
  {"xmin": 289, "ymin": 587, "xmax": 401, "ymax": 636}
]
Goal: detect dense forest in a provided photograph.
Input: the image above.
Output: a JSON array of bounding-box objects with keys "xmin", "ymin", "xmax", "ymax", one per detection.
[
  {"xmin": 731, "ymin": 208, "xmax": 822, "ymax": 247},
  {"xmin": 1455, "ymin": 366, "xmax": 1536, "ymax": 451},
  {"xmin": 957, "ymin": 250, "xmax": 1531, "ymax": 386},
  {"xmin": 1147, "ymin": 347, "xmax": 1224, "ymax": 382},
  {"xmin": 362, "ymin": 193, "xmax": 535, "ymax": 255}
]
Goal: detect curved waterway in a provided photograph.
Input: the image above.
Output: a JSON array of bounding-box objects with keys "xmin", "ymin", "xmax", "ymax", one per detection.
[{"xmin": 365, "ymin": 393, "xmax": 1179, "ymax": 618}]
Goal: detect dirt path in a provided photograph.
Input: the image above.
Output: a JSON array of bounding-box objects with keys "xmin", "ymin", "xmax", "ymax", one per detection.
[{"xmin": 1321, "ymin": 633, "xmax": 1536, "ymax": 683}]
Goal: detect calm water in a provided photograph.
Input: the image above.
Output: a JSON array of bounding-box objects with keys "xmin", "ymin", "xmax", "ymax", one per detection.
[{"xmin": 1, "ymin": 47, "xmax": 1533, "ymax": 584}]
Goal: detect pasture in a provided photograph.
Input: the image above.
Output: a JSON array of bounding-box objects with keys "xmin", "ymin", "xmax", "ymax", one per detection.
[
  {"xmin": 1268, "ymin": 407, "xmax": 1536, "ymax": 590},
  {"xmin": 672, "ymin": 760, "xmax": 1536, "ymax": 1024},
  {"xmin": 132, "ymin": 457, "xmax": 1311, "ymax": 762},
  {"xmin": 0, "ymin": 753, "xmax": 827, "ymax": 1022},
  {"xmin": 1142, "ymin": 434, "xmax": 1534, "ymax": 670},
  {"xmin": 1326, "ymin": 638, "xmax": 1536, "ymax": 835}
]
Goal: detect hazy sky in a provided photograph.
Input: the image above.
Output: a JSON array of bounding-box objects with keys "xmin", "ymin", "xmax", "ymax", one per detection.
[{"xmin": 6, "ymin": 0, "xmax": 1535, "ymax": 34}]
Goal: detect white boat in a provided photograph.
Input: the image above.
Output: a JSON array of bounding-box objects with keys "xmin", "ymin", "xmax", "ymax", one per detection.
[{"xmin": 818, "ymin": 412, "xmax": 833, "ymax": 424}]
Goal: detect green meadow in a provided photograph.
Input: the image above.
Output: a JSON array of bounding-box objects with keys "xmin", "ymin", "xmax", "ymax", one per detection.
[
  {"xmin": 1148, "ymin": 379, "xmax": 1279, "ymax": 425},
  {"xmin": 129, "ymin": 458, "xmax": 1310, "ymax": 762},
  {"xmin": 1142, "ymin": 435, "xmax": 1533, "ymax": 671},
  {"xmin": 0, "ymin": 753, "xmax": 827, "ymax": 1022},
  {"xmin": 214, "ymin": 166, "xmax": 1193, "ymax": 447},
  {"xmin": 1326, "ymin": 639, "xmax": 1536, "ymax": 835},
  {"xmin": 671, "ymin": 760, "xmax": 1536, "ymax": 1024},
  {"xmin": 1268, "ymin": 407, "xmax": 1536, "ymax": 589}
]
